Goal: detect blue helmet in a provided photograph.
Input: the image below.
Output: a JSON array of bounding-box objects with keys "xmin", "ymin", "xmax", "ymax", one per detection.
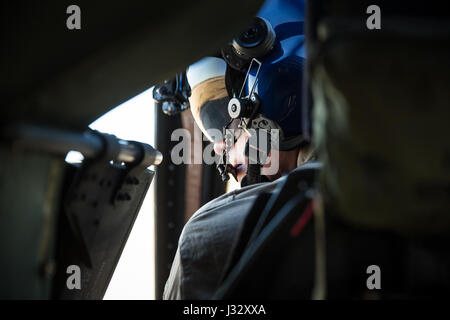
[
  {"xmin": 224, "ymin": 0, "xmax": 308, "ymax": 150},
  {"xmin": 181, "ymin": 0, "xmax": 309, "ymax": 183},
  {"xmin": 187, "ymin": 0, "xmax": 309, "ymax": 151}
]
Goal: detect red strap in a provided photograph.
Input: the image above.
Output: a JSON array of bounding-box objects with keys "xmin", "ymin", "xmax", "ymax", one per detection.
[{"xmin": 290, "ymin": 200, "xmax": 313, "ymax": 238}]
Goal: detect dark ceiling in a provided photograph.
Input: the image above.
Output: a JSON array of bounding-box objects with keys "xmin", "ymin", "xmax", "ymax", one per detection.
[{"xmin": 1, "ymin": 0, "xmax": 264, "ymax": 129}]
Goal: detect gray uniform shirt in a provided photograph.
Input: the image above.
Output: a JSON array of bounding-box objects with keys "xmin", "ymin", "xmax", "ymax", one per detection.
[{"xmin": 163, "ymin": 178, "xmax": 282, "ymax": 300}]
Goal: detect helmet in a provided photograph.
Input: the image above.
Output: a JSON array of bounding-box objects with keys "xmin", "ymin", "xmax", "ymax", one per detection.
[
  {"xmin": 188, "ymin": 0, "xmax": 308, "ymax": 146},
  {"xmin": 186, "ymin": 0, "xmax": 308, "ymax": 182},
  {"xmin": 231, "ymin": 0, "xmax": 307, "ymax": 149}
]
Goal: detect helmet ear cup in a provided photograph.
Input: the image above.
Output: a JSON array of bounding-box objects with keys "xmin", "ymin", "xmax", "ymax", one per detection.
[{"xmin": 254, "ymin": 55, "xmax": 306, "ymax": 145}]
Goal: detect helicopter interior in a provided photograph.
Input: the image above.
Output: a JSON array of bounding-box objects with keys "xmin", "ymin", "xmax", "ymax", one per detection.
[{"xmin": 1, "ymin": 0, "xmax": 449, "ymax": 300}]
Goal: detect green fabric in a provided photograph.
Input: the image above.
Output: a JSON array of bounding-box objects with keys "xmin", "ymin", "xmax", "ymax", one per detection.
[
  {"xmin": 311, "ymin": 33, "xmax": 450, "ymax": 236},
  {"xmin": 0, "ymin": 146, "xmax": 64, "ymax": 299}
]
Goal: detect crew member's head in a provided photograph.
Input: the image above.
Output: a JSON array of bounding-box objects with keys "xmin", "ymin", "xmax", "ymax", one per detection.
[{"xmin": 187, "ymin": 0, "xmax": 312, "ymax": 183}]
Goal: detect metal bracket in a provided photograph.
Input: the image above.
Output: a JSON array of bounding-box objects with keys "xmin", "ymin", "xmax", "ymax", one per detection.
[{"xmin": 63, "ymin": 131, "xmax": 158, "ymax": 268}]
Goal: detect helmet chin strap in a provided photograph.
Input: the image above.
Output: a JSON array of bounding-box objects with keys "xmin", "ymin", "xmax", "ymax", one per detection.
[
  {"xmin": 241, "ymin": 163, "xmax": 269, "ymax": 187},
  {"xmin": 241, "ymin": 139, "xmax": 270, "ymax": 187}
]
